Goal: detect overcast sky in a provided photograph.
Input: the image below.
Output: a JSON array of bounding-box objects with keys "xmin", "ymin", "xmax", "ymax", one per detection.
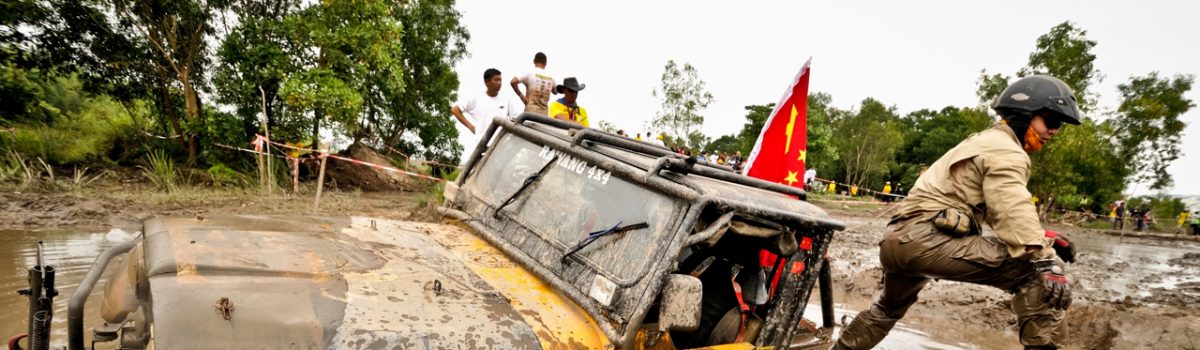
[{"xmin": 449, "ymin": 0, "xmax": 1200, "ymax": 196}]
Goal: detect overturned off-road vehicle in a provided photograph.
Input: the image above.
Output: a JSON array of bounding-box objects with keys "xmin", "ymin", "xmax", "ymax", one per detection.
[{"xmin": 44, "ymin": 114, "xmax": 845, "ymax": 349}]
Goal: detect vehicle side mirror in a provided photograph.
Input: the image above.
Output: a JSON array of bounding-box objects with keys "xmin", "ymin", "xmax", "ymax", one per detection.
[{"xmin": 658, "ymin": 274, "xmax": 702, "ymax": 332}]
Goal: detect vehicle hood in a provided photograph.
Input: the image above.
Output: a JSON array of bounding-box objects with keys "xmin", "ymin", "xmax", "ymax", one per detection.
[{"xmin": 140, "ymin": 215, "xmax": 608, "ymax": 349}]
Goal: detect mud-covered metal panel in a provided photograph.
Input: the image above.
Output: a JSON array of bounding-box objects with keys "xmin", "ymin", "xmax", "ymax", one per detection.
[
  {"xmin": 141, "ymin": 215, "xmax": 544, "ymax": 349},
  {"xmin": 361, "ymin": 218, "xmax": 612, "ymax": 349}
]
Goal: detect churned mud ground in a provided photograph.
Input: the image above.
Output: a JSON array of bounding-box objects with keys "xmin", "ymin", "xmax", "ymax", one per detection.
[
  {"xmin": 822, "ymin": 205, "xmax": 1200, "ymax": 350},
  {"xmin": 4, "ymin": 188, "xmax": 1198, "ymax": 349}
]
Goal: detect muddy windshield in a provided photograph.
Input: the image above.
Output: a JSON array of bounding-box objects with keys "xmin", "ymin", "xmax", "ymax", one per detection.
[{"xmin": 467, "ymin": 133, "xmax": 682, "ymax": 283}]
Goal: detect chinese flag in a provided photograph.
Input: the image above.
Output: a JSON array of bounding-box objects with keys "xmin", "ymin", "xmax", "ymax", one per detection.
[{"xmin": 744, "ymin": 58, "xmax": 810, "ymax": 190}]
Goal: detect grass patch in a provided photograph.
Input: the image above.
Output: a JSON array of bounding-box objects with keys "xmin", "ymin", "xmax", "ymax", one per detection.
[{"xmin": 140, "ymin": 149, "xmax": 177, "ymax": 193}]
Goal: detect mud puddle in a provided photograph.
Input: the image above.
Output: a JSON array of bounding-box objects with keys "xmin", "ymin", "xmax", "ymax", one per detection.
[{"xmin": 1, "ymin": 229, "xmax": 132, "ymax": 349}]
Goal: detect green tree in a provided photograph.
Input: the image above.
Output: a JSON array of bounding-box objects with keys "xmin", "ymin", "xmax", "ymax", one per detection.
[
  {"xmin": 651, "ymin": 60, "xmax": 713, "ymax": 150},
  {"xmin": 111, "ymin": 0, "xmax": 228, "ymax": 159},
  {"xmin": 704, "ymin": 135, "xmax": 738, "ymax": 154},
  {"xmin": 380, "ymin": 0, "xmax": 470, "ymax": 162},
  {"xmin": 1018, "ymin": 21, "xmax": 1102, "ymax": 112},
  {"xmin": 805, "ymin": 92, "xmax": 839, "ymax": 176},
  {"xmin": 1111, "ymin": 72, "xmax": 1195, "ymax": 190},
  {"xmin": 977, "ymin": 21, "xmax": 1101, "ymax": 114},
  {"xmin": 213, "ymin": 0, "xmax": 303, "ymax": 142},
  {"xmin": 1029, "ymin": 120, "xmax": 1127, "ymax": 211},
  {"xmin": 893, "ymin": 106, "xmax": 993, "ymax": 187},
  {"xmin": 596, "ymin": 120, "xmax": 618, "ymax": 133},
  {"xmin": 734, "ymin": 104, "xmax": 773, "ymax": 156},
  {"xmin": 832, "ymin": 98, "xmax": 904, "ymax": 188},
  {"xmin": 279, "ymin": 0, "xmax": 405, "ymax": 146}
]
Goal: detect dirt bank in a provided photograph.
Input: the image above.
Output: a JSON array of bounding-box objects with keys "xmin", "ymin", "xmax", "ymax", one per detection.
[
  {"xmin": 823, "ymin": 207, "xmax": 1200, "ymax": 349},
  {"xmin": 1, "ymin": 183, "xmax": 441, "ymax": 231}
]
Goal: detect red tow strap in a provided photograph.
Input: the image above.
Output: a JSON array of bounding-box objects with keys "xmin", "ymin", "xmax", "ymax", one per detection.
[
  {"xmin": 731, "ymin": 267, "xmax": 751, "ymax": 342},
  {"xmin": 9, "ymin": 333, "xmax": 27, "ymax": 350}
]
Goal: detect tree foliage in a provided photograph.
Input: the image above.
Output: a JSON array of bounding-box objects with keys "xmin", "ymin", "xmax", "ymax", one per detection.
[
  {"xmin": 832, "ymin": 98, "xmax": 904, "ymax": 188},
  {"xmin": 1019, "ymin": 22, "xmax": 1102, "ymax": 112},
  {"xmin": 977, "ymin": 21, "xmax": 1102, "ymax": 114},
  {"xmin": 651, "ymin": 60, "xmax": 713, "ymax": 150},
  {"xmin": 382, "ymin": 0, "xmax": 470, "ymax": 162},
  {"xmin": 891, "ymin": 106, "xmax": 993, "ymax": 187},
  {"xmin": 1111, "ymin": 72, "xmax": 1195, "ymax": 190},
  {"xmin": 805, "ymin": 92, "xmax": 839, "ymax": 177},
  {"xmin": 1029, "ymin": 120, "xmax": 1127, "ymax": 210}
]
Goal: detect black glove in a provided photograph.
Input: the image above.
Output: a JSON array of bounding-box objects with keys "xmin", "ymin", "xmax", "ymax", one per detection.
[
  {"xmin": 1044, "ymin": 230, "xmax": 1076, "ymax": 263},
  {"xmin": 1033, "ymin": 259, "xmax": 1071, "ymax": 310}
]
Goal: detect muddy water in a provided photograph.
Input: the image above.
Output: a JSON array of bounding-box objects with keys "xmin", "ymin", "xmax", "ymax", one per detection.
[
  {"xmin": 0, "ymin": 229, "xmax": 131, "ymax": 350},
  {"xmin": 1071, "ymin": 232, "xmax": 1200, "ymax": 302},
  {"xmin": 823, "ymin": 214, "xmax": 1200, "ymax": 349}
]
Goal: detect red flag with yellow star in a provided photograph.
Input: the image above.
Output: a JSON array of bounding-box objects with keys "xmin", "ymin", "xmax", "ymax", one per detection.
[{"xmin": 743, "ymin": 58, "xmax": 811, "ymax": 190}]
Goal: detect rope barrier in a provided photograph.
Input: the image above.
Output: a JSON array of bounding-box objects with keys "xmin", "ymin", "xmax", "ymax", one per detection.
[
  {"xmin": 241, "ymin": 134, "xmax": 446, "ymax": 183},
  {"xmin": 142, "ymin": 130, "xmax": 184, "ymax": 139},
  {"xmin": 322, "ymin": 153, "xmax": 446, "ymax": 182},
  {"xmin": 379, "ymin": 143, "xmax": 461, "ymax": 169},
  {"xmin": 812, "ymin": 177, "xmax": 906, "ymax": 199},
  {"xmin": 212, "ymin": 142, "xmax": 297, "ymax": 161}
]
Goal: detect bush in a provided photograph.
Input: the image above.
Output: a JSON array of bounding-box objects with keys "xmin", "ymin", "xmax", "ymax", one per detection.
[
  {"xmin": 207, "ymin": 163, "xmax": 246, "ymax": 187},
  {"xmin": 141, "ymin": 150, "xmax": 177, "ymax": 192},
  {"xmin": 7, "ymin": 97, "xmax": 137, "ymax": 165}
]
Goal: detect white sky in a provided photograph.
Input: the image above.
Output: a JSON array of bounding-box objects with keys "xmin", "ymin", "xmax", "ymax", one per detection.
[{"xmin": 450, "ymin": 0, "xmax": 1200, "ymax": 196}]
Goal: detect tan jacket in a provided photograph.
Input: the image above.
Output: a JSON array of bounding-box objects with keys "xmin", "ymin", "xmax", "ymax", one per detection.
[{"xmin": 892, "ymin": 124, "xmax": 1053, "ymax": 259}]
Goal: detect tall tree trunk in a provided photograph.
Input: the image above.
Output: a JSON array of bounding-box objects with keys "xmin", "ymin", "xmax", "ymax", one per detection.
[{"xmin": 182, "ymin": 78, "xmax": 200, "ymax": 160}]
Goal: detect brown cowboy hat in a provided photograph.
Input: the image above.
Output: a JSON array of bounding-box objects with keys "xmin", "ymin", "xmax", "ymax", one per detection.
[{"xmin": 555, "ymin": 77, "xmax": 586, "ymax": 93}]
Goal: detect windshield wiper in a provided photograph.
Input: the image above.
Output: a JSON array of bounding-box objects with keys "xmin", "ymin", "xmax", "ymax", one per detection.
[
  {"xmin": 493, "ymin": 155, "xmax": 558, "ymax": 218},
  {"xmin": 562, "ymin": 221, "xmax": 650, "ymax": 261}
]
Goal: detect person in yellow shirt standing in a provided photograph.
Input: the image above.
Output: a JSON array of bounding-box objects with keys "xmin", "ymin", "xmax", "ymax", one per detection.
[
  {"xmin": 549, "ymin": 77, "xmax": 589, "ymax": 127},
  {"xmin": 1180, "ymin": 211, "xmax": 1192, "ymax": 228},
  {"xmin": 850, "ymin": 184, "xmax": 859, "ymax": 197},
  {"xmin": 827, "ymin": 181, "xmax": 836, "ymax": 194},
  {"xmin": 882, "ymin": 181, "xmax": 894, "ymax": 203}
]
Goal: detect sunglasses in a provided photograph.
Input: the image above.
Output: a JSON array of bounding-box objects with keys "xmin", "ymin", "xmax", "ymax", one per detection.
[{"xmin": 1044, "ymin": 117, "xmax": 1063, "ymax": 130}]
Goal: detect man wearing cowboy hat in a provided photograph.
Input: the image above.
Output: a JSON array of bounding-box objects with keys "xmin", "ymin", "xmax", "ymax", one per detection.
[{"xmin": 549, "ymin": 77, "xmax": 589, "ymax": 127}]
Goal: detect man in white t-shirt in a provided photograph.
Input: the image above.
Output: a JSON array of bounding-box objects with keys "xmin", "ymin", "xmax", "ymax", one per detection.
[
  {"xmin": 510, "ymin": 52, "xmax": 556, "ymax": 115},
  {"xmin": 452, "ymin": 68, "xmax": 517, "ymax": 138}
]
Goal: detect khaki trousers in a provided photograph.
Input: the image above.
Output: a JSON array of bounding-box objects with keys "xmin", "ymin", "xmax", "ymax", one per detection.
[{"xmin": 834, "ymin": 219, "xmax": 1066, "ymax": 349}]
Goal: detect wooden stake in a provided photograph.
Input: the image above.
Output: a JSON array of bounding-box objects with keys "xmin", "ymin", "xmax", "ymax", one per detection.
[
  {"xmin": 259, "ymin": 86, "xmax": 274, "ymax": 197},
  {"xmin": 312, "ymin": 142, "xmax": 329, "ymax": 215},
  {"xmin": 292, "ymin": 157, "xmax": 300, "ymax": 194}
]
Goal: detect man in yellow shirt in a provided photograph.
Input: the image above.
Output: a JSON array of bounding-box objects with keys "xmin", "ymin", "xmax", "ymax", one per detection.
[{"xmin": 549, "ymin": 77, "xmax": 589, "ymax": 127}]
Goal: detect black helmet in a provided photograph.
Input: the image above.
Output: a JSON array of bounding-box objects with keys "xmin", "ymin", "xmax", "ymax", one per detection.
[{"xmin": 992, "ymin": 75, "xmax": 1081, "ymax": 125}]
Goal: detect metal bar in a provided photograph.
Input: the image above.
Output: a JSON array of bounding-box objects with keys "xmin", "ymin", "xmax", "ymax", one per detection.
[
  {"xmin": 514, "ymin": 112, "xmax": 587, "ymax": 131},
  {"xmin": 682, "ymin": 210, "xmax": 735, "ymax": 246},
  {"xmin": 69, "ymin": 242, "xmax": 136, "ymax": 350},
  {"xmin": 819, "ymin": 257, "xmax": 835, "ymax": 328},
  {"xmin": 780, "ymin": 229, "xmax": 836, "ymax": 345},
  {"xmin": 567, "ymin": 127, "xmax": 806, "ymax": 199},
  {"xmin": 496, "ymin": 118, "xmax": 700, "ymax": 201},
  {"xmin": 455, "ymin": 119, "xmax": 501, "ymax": 187},
  {"xmin": 710, "ymin": 197, "xmax": 845, "ymax": 232}
]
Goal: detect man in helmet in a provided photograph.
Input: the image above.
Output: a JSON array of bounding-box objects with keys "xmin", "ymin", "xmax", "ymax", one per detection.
[{"xmin": 833, "ymin": 75, "xmax": 1081, "ymax": 350}]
